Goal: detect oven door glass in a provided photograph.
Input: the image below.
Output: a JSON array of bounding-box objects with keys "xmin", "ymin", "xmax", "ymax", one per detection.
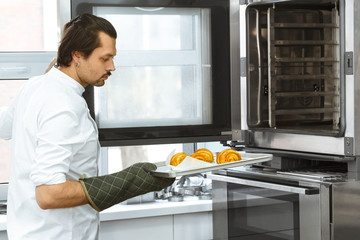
[
  {"xmin": 94, "ymin": 7, "xmax": 212, "ymax": 129},
  {"xmin": 228, "ymin": 183, "xmax": 299, "ymax": 240},
  {"xmin": 72, "ymin": 0, "xmax": 232, "ymax": 146}
]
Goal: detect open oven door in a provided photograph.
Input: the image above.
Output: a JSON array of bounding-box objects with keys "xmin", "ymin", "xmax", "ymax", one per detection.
[{"xmin": 71, "ymin": 0, "xmax": 243, "ymax": 147}]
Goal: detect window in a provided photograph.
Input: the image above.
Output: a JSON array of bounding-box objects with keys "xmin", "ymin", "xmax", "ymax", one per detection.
[{"xmin": 0, "ymin": 0, "xmax": 58, "ymax": 52}]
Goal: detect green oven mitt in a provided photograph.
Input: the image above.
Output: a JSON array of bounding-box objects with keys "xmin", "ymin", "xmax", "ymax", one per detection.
[{"xmin": 79, "ymin": 162, "xmax": 175, "ymax": 211}]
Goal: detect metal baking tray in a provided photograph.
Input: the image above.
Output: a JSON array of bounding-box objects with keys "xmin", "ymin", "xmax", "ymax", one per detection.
[{"xmin": 151, "ymin": 153, "xmax": 273, "ymax": 178}]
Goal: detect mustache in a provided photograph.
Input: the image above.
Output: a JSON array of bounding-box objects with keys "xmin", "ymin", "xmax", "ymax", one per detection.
[{"xmin": 103, "ymin": 72, "xmax": 111, "ymax": 78}]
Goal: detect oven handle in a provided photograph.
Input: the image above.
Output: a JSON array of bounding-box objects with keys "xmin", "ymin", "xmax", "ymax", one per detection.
[{"xmin": 205, "ymin": 173, "xmax": 319, "ymax": 195}]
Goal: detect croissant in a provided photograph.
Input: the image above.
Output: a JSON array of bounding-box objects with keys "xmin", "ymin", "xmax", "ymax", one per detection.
[
  {"xmin": 170, "ymin": 152, "xmax": 188, "ymax": 166},
  {"xmin": 190, "ymin": 148, "xmax": 214, "ymax": 163},
  {"xmin": 216, "ymin": 149, "xmax": 241, "ymax": 164}
]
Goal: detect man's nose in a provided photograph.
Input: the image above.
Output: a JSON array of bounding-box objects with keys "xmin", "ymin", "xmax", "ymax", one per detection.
[{"xmin": 107, "ymin": 59, "xmax": 116, "ymax": 71}]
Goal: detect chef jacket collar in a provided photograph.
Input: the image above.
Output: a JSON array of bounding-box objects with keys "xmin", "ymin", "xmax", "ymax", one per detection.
[{"xmin": 48, "ymin": 66, "xmax": 85, "ymax": 95}]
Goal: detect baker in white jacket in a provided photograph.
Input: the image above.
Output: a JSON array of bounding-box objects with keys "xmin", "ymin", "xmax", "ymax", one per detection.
[{"xmin": 0, "ymin": 14, "xmax": 174, "ymax": 240}]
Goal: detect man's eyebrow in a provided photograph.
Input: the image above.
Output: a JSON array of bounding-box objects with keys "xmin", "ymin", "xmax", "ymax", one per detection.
[{"xmin": 102, "ymin": 53, "xmax": 116, "ymax": 58}]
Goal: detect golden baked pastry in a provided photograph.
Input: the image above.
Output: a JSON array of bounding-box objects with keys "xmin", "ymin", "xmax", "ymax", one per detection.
[
  {"xmin": 216, "ymin": 149, "xmax": 242, "ymax": 164},
  {"xmin": 190, "ymin": 148, "xmax": 214, "ymax": 163},
  {"xmin": 170, "ymin": 152, "xmax": 188, "ymax": 166}
]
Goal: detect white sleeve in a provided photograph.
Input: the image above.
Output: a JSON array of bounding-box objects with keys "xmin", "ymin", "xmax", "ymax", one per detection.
[{"xmin": 30, "ymin": 101, "xmax": 84, "ymax": 186}]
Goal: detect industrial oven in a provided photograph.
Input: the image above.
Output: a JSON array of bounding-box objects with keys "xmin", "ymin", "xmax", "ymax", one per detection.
[
  {"xmin": 208, "ymin": 0, "xmax": 360, "ymax": 239},
  {"xmin": 70, "ymin": 0, "xmax": 360, "ymax": 239}
]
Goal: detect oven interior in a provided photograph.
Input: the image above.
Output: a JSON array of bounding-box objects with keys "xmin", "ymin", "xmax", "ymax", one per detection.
[{"xmin": 246, "ymin": 1, "xmax": 341, "ymax": 135}]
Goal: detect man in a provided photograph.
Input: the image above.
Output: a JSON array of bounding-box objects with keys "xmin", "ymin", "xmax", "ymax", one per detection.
[{"xmin": 0, "ymin": 14, "xmax": 174, "ymax": 239}]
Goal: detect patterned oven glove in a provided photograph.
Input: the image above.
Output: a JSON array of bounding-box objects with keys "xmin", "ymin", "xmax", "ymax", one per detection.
[{"xmin": 79, "ymin": 162, "xmax": 175, "ymax": 211}]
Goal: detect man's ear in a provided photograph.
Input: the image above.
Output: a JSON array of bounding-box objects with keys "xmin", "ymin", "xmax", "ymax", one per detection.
[{"xmin": 72, "ymin": 51, "xmax": 82, "ymax": 64}]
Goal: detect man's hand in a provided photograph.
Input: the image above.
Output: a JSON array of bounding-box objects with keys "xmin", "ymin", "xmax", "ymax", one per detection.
[{"xmin": 80, "ymin": 162, "xmax": 175, "ymax": 211}]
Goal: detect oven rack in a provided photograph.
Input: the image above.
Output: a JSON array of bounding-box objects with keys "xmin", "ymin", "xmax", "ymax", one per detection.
[{"xmin": 267, "ymin": 7, "xmax": 340, "ymax": 129}]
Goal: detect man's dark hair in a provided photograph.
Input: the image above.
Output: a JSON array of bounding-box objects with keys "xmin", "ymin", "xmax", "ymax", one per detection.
[{"xmin": 57, "ymin": 14, "xmax": 117, "ymax": 67}]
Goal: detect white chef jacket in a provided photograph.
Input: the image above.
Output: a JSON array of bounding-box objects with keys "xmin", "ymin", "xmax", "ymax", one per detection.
[{"xmin": 0, "ymin": 67, "xmax": 100, "ymax": 240}]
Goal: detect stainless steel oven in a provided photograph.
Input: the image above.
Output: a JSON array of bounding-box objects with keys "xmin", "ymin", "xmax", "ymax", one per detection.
[{"xmin": 209, "ymin": 0, "xmax": 360, "ymax": 239}]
